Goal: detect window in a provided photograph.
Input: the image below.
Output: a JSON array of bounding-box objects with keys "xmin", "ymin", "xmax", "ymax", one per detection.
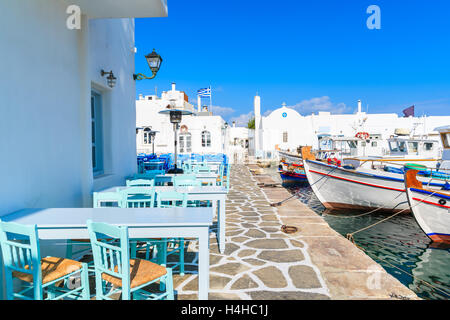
[
  {"xmin": 179, "ymin": 133, "xmax": 192, "ymax": 153},
  {"xmin": 389, "ymin": 141, "xmax": 399, "ymax": 152},
  {"xmin": 371, "ymin": 141, "xmax": 377, "ymax": 147},
  {"xmin": 408, "ymin": 142, "xmax": 418, "ymax": 153},
  {"xmin": 360, "ymin": 141, "xmax": 366, "ymax": 147},
  {"xmin": 441, "ymin": 133, "xmax": 450, "ymax": 148},
  {"xmin": 201, "ymin": 130, "xmax": 211, "ymax": 147},
  {"xmin": 424, "ymin": 142, "xmax": 434, "ymax": 151},
  {"xmin": 91, "ymin": 90, "xmax": 103, "ymax": 175},
  {"xmin": 143, "ymin": 127, "xmax": 151, "ymax": 145},
  {"xmin": 283, "ymin": 132, "xmax": 288, "ymax": 143},
  {"xmin": 398, "ymin": 141, "xmax": 407, "ymax": 152}
]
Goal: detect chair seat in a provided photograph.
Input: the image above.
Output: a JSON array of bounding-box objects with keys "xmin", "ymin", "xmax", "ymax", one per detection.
[
  {"xmin": 102, "ymin": 259, "xmax": 167, "ymax": 289},
  {"xmin": 13, "ymin": 256, "xmax": 83, "ymax": 284}
]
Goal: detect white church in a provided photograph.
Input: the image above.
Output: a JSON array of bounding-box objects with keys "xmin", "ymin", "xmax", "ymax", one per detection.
[{"xmin": 252, "ymin": 95, "xmax": 450, "ymax": 159}]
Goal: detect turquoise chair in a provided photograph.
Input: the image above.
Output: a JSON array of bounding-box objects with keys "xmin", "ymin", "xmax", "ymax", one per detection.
[
  {"xmin": 86, "ymin": 220, "xmax": 173, "ymax": 300},
  {"xmin": 65, "ymin": 192, "xmax": 124, "ymax": 268},
  {"xmin": 0, "ymin": 220, "xmax": 90, "ymax": 300},
  {"xmin": 216, "ymin": 163, "xmax": 230, "ymax": 191},
  {"xmin": 120, "ymin": 186, "xmax": 156, "ymax": 208},
  {"xmin": 119, "ymin": 187, "xmax": 159, "ymax": 261},
  {"xmin": 93, "ymin": 191, "xmax": 125, "ymax": 208},
  {"xmin": 155, "ymin": 191, "xmax": 188, "ymax": 276},
  {"xmin": 126, "ymin": 179, "xmax": 155, "ymax": 187},
  {"xmin": 193, "ymin": 163, "xmax": 212, "ymax": 174},
  {"xmin": 174, "ymin": 178, "xmax": 202, "ymax": 187}
]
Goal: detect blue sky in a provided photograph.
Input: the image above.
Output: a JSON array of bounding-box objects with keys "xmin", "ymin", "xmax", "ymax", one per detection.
[{"xmin": 135, "ymin": 0, "xmax": 450, "ymax": 125}]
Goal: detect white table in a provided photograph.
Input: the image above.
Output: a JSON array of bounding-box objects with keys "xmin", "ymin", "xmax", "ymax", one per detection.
[
  {"xmin": 100, "ymin": 185, "xmax": 228, "ymax": 254},
  {"xmin": 0, "ymin": 207, "xmax": 213, "ymax": 300}
]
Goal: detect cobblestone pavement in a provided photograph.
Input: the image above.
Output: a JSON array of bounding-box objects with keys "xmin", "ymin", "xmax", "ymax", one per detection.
[{"xmin": 173, "ymin": 165, "xmax": 331, "ymax": 300}]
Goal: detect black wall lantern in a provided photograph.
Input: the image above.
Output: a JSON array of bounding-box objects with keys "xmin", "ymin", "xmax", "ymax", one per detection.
[
  {"xmin": 134, "ymin": 49, "xmax": 163, "ymax": 81},
  {"xmin": 101, "ymin": 70, "xmax": 117, "ymax": 88}
]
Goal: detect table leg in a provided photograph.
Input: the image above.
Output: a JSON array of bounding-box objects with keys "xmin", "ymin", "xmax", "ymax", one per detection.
[
  {"xmin": 218, "ymin": 196, "xmax": 226, "ymax": 254},
  {"xmin": 198, "ymin": 227, "xmax": 210, "ymax": 300}
]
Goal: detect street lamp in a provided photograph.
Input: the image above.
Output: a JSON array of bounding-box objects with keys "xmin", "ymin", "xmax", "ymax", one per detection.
[
  {"xmin": 148, "ymin": 130, "xmax": 159, "ymax": 156},
  {"xmin": 159, "ymin": 100, "xmax": 195, "ymax": 174},
  {"xmin": 133, "ymin": 49, "xmax": 163, "ymax": 80}
]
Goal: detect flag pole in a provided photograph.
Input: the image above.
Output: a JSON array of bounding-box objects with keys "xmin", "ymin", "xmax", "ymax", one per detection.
[{"xmin": 209, "ymin": 85, "xmax": 212, "ymax": 114}]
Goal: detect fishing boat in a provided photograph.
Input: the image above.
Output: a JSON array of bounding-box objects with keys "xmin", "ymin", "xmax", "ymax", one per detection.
[
  {"xmin": 404, "ymin": 126, "xmax": 450, "ymax": 243},
  {"xmin": 405, "ymin": 170, "xmax": 450, "ymax": 243},
  {"xmin": 301, "ymin": 146, "xmax": 448, "ymax": 213},
  {"xmin": 277, "ymin": 150, "xmax": 307, "ymax": 183}
]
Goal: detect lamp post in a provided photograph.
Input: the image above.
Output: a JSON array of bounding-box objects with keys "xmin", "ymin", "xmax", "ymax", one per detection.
[
  {"xmin": 133, "ymin": 49, "xmax": 163, "ymax": 81},
  {"xmin": 159, "ymin": 100, "xmax": 194, "ymax": 174},
  {"xmin": 149, "ymin": 130, "xmax": 158, "ymax": 156}
]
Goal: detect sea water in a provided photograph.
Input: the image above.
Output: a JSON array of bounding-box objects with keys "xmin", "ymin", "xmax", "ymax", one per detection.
[{"xmin": 266, "ymin": 166, "xmax": 450, "ymax": 300}]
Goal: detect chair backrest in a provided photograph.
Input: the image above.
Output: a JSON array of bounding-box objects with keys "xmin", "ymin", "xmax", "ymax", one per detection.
[
  {"xmin": 86, "ymin": 220, "xmax": 130, "ymax": 292},
  {"xmin": 143, "ymin": 161, "xmax": 165, "ymax": 171},
  {"xmin": 174, "ymin": 177, "xmax": 202, "ymax": 187},
  {"xmin": 156, "ymin": 191, "xmax": 188, "ymax": 208},
  {"xmin": 0, "ymin": 220, "xmax": 42, "ymax": 291},
  {"xmin": 126, "ymin": 179, "xmax": 155, "ymax": 187},
  {"xmin": 93, "ymin": 191, "xmax": 125, "ymax": 208},
  {"xmin": 120, "ymin": 186, "xmax": 156, "ymax": 208},
  {"xmin": 193, "ymin": 163, "xmax": 212, "ymax": 174}
]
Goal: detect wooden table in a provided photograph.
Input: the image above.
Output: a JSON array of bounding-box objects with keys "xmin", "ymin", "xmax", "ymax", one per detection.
[
  {"xmin": 0, "ymin": 207, "xmax": 213, "ymax": 300},
  {"xmin": 99, "ymin": 185, "xmax": 228, "ymax": 254}
]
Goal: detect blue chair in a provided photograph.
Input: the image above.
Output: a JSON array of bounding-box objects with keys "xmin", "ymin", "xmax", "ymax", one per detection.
[
  {"xmin": 86, "ymin": 220, "xmax": 173, "ymax": 300},
  {"xmin": 155, "ymin": 191, "xmax": 188, "ymax": 276},
  {"xmin": 0, "ymin": 220, "xmax": 90, "ymax": 300}
]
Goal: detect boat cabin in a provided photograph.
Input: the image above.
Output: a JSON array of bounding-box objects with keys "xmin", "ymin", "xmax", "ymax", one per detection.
[
  {"xmin": 387, "ymin": 137, "xmax": 439, "ymax": 158},
  {"xmin": 318, "ymin": 135, "xmax": 386, "ymax": 159},
  {"xmin": 435, "ymin": 125, "xmax": 450, "ymax": 172}
]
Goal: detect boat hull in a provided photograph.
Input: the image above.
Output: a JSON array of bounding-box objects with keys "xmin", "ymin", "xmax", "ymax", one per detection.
[
  {"xmin": 406, "ymin": 188, "xmax": 450, "ymax": 243},
  {"xmin": 279, "ymin": 170, "xmax": 308, "ymax": 183},
  {"xmin": 303, "ymin": 159, "xmax": 411, "ymax": 212}
]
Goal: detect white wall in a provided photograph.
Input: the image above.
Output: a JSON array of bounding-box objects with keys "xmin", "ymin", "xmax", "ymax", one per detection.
[{"xmin": 0, "ymin": 1, "xmax": 137, "ymax": 216}]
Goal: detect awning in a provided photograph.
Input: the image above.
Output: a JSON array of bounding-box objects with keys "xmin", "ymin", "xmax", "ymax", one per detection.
[{"xmin": 64, "ymin": 0, "xmax": 168, "ymax": 19}]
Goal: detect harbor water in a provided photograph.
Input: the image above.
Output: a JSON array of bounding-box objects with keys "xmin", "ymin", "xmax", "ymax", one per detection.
[{"xmin": 267, "ymin": 166, "xmax": 450, "ymax": 300}]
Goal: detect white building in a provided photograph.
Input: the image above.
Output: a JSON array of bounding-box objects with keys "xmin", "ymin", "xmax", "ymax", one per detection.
[
  {"xmin": 0, "ymin": 1, "xmax": 168, "ymax": 287},
  {"xmin": 136, "ymin": 83, "xmax": 228, "ymax": 156},
  {"xmin": 252, "ymin": 95, "xmax": 450, "ymax": 158}
]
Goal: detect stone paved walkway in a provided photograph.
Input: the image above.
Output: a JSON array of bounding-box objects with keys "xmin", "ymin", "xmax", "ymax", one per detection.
[{"xmin": 174, "ymin": 165, "xmax": 330, "ymax": 299}]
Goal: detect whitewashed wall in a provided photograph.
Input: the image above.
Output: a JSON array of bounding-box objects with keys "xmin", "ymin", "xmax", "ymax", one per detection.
[{"xmin": 0, "ymin": 2, "xmax": 137, "ymax": 214}]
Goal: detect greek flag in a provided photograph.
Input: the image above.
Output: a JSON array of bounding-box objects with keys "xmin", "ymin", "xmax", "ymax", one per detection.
[{"xmin": 197, "ymin": 87, "xmax": 211, "ymax": 97}]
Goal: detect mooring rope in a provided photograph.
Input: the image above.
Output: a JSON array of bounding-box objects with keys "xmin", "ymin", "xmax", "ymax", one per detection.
[{"xmin": 346, "ymin": 189, "xmax": 439, "ymax": 242}]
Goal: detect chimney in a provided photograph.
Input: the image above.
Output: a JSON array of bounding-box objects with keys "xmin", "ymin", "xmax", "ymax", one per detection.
[
  {"xmin": 139, "ymin": 94, "xmax": 143, "ymax": 100},
  {"xmin": 232, "ymin": 121, "xmax": 236, "ymax": 128},
  {"xmin": 358, "ymin": 100, "xmax": 362, "ymax": 113},
  {"xmin": 171, "ymin": 82, "xmax": 176, "ymax": 91}
]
